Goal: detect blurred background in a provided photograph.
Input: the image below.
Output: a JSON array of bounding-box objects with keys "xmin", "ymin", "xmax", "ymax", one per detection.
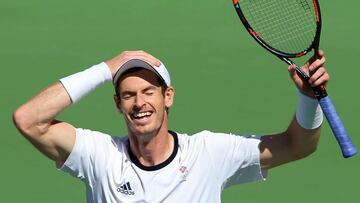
[{"xmin": 1, "ymin": 0, "xmax": 359, "ymax": 202}]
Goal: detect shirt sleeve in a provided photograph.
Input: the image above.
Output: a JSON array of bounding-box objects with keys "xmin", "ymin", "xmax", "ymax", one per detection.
[
  {"xmin": 200, "ymin": 131, "xmax": 267, "ymax": 188},
  {"xmin": 57, "ymin": 128, "xmax": 116, "ymax": 186}
]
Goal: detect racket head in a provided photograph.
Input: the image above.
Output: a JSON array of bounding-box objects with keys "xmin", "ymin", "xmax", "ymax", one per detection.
[{"xmin": 232, "ymin": 0, "xmax": 321, "ymax": 58}]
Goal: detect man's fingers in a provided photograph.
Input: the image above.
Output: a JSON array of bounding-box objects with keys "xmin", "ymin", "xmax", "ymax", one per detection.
[
  {"xmin": 107, "ymin": 50, "xmax": 162, "ymax": 77},
  {"xmin": 307, "ymin": 53, "xmax": 325, "ymax": 78},
  {"xmin": 288, "ymin": 64, "xmax": 306, "ymax": 85},
  {"xmin": 317, "ymin": 49, "xmax": 325, "ymax": 58},
  {"xmin": 130, "ymin": 50, "xmax": 161, "ymax": 67},
  {"xmin": 310, "ymin": 70, "xmax": 329, "ymax": 87}
]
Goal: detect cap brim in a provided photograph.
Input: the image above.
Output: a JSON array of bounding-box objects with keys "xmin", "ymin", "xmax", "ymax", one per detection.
[{"xmin": 113, "ymin": 59, "xmax": 164, "ymax": 87}]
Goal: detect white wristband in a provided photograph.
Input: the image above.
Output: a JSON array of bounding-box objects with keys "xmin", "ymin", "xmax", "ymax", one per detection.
[
  {"xmin": 295, "ymin": 91, "xmax": 323, "ymax": 129},
  {"xmin": 60, "ymin": 62, "xmax": 112, "ymax": 103}
]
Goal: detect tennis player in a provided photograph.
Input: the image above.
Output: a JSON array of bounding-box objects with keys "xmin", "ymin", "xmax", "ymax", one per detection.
[{"xmin": 13, "ymin": 50, "xmax": 328, "ymax": 202}]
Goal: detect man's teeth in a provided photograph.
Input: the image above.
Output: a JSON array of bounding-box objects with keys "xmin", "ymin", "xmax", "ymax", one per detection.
[{"xmin": 133, "ymin": 112, "xmax": 152, "ymax": 118}]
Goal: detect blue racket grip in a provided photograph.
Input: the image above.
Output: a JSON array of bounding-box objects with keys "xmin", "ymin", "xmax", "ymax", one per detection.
[{"xmin": 318, "ymin": 96, "xmax": 357, "ymax": 158}]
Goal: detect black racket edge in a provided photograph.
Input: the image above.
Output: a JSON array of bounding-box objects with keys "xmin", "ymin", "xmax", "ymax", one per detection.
[{"xmin": 232, "ymin": 0, "xmax": 357, "ymax": 158}]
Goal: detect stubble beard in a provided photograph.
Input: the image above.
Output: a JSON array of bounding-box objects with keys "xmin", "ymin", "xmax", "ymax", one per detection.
[{"xmin": 126, "ymin": 113, "xmax": 165, "ymax": 143}]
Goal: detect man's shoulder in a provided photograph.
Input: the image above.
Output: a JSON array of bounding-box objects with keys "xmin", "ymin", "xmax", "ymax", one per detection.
[
  {"xmin": 176, "ymin": 130, "xmax": 215, "ymax": 137},
  {"xmin": 177, "ymin": 130, "xmax": 261, "ymax": 146},
  {"xmin": 178, "ymin": 130, "xmax": 229, "ymax": 140},
  {"xmin": 175, "ymin": 130, "xmax": 218, "ymax": 149},
  {"xmin": 75, "ymin": 128, "xmax": 128, "ymax": 148}
]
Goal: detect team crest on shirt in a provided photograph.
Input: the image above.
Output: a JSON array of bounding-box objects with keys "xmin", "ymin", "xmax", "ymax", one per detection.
[
  {"xmin": 179, "ymin": 166, "xmax": 187, "ymax": 173},
  {"xmin": 179, "ymin": 166, "xmax": 189, "ymax": 180},
  {"xmin": 117, "ymin": 182, "xmax": 135, "ymax": 195}
]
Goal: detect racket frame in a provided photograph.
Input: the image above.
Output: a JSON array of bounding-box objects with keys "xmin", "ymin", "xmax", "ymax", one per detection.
[{"xmin": 232, "ymin": 0, "xmax": 357, "ymax": 158}]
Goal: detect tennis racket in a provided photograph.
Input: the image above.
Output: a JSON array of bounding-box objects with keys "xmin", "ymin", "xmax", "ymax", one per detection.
[{"xmin": 232, "ymin": 0, "xmax": 357, "ymax": 158}]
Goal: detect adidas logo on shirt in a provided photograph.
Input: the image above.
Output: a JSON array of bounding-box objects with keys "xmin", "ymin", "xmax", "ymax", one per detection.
[{"xmin": 117, "ymin": 182, "xmax": 135, "ymax": 195}]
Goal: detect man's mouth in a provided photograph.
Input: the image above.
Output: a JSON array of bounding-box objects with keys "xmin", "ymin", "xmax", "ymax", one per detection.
[{"xmin": 131, "ymin": 111, "xmax": 152, "ymax": 119}]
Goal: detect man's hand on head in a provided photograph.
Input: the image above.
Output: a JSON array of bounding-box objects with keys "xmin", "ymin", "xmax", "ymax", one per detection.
[{"xmin": 106, "ymin": 50, "xmax": 161, "ymax": 78}]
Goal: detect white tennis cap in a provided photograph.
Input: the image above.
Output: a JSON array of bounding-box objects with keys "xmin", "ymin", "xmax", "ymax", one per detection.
[{"xmin": 113, "ymin": 59, "xmax": 171, "ymax": 89}]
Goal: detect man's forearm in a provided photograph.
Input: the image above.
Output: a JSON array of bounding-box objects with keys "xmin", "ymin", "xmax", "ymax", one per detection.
[
  {"xmin": 286, "ymin": 117, "xmax": 321, "ymax": 159},
  {"xmin": 13, "ymin": 61, "xmax": 112, "ymax": 162},
  {"xmin": 13, "ymin": 82, "xmax": 72, "ymax": 136}
]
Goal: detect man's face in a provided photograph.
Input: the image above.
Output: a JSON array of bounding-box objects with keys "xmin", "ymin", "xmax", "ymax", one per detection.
[{"xmin": 114, "ymin": 69, "xmax": 174, "ymax": 138}]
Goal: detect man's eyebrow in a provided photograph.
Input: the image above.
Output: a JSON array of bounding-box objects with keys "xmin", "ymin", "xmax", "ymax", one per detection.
[
  {"xmin": 120, "ymin": 85, "xmax": 157, "ymax": 94},
  {"xmin": 120, "ymin": 90, "xmax": 133, "ymax": 94},
  {"xmin": 143, "ymin": 86, "xmax": 157, "ymax": 91}
]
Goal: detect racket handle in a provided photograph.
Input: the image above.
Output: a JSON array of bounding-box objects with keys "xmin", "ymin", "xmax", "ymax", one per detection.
[{"xmin": 318, "ymin": 96, "xmax": 357, "ymax": 158}]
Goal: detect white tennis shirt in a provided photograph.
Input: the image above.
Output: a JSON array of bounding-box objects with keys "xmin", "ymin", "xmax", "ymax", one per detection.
[{"xmin": 59, "ymin": 129, "xmax": 266, "ymax": 203}]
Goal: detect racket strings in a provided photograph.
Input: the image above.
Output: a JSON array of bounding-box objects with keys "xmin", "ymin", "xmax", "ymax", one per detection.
[{"xmin": 241, "ymin": 0, "xmax": 317, "ymax": 53}]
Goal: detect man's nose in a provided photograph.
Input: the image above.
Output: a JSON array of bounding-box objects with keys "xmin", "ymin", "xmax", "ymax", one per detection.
[{"xmin": 133, "ymin": 94, "xmax": 145, "ymax": 110}]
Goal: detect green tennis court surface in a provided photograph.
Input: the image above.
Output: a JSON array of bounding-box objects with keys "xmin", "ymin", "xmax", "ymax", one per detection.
[{"xmin": 1, "ymin": 0, "xmax": 359, "ymax": 202}]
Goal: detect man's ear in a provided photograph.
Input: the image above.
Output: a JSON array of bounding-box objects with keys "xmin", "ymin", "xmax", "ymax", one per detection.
[
  {"xmin": 164, "ymin": 86, "xmax": 175, "ymax": 108},
  {"xmin": 113, "ymin": 95, "xmax": 123, "ymax": 113}
]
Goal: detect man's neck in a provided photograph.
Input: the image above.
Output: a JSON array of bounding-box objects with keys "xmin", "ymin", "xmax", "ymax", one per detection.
[{"xmin": 128, "ymin": 128, "xmax": 174, "ymax": 167}]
